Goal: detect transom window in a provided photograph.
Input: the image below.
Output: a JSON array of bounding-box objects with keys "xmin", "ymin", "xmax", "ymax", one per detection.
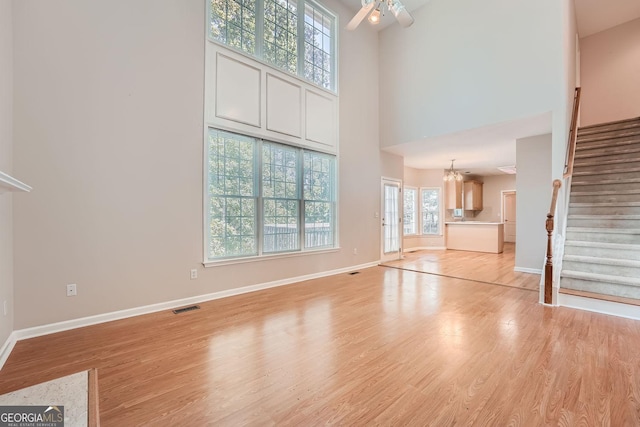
[
  {"xmin": 209, "ymin": 0, "xmax": 336, "ymax": 91},
  {"xmin": 207, "ymin": 129, "xmax": 336, "ymax": 261}
]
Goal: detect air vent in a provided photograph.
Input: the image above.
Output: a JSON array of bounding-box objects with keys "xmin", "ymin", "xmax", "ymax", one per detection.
[
  {"xmin": 172, "ymin": 305, "xmax": 200, "ymax": 314},
  {"xmin": 348, "ymin": 271, "xmax": 360, "ymax": 275}
]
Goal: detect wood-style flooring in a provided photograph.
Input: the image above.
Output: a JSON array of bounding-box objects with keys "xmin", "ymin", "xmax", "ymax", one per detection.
[
  {"xmin": 2, "ymin": 266, "xmax": 640, "ymax": 425},
  {"xmin": 383, "ymin": 243, "xmax": 540, "ymax": 291}
]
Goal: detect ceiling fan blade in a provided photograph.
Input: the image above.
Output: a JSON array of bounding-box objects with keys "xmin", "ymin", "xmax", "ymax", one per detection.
[
  {"xmin": 389, "ymin": 0, "xmax": 414, "ymax": 28},
  {"xmin": 346, "ymin": 0, "xmax": 376, "ymax": 31}
]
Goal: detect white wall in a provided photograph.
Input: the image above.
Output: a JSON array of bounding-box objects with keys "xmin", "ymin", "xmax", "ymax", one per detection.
[
  {"xmin": 580, "ymin": 18, "xmax": 640, "ymax": 126},
  {"xmin": 403, "ymin": 167, "xmax": 445, "ymax": 249},
  {"xmin": 12, "ymin": 0, "xmax": 383, "ymax": 329},
  {"xmin": 515, "ymin": 134, "xmax": 552, "ymax": 271},
  {"xmin": 474, "ymin": 174, "xmax": 517, "ymax": 223},
  {"xmin": 0, "ymin": 0, "xmax": 14, "ymax": 349}
]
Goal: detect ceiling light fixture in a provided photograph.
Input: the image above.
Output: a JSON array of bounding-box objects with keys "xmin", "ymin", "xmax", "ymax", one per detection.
[
  {"xmin": 443, "ymin": 159, "xmax": 463, "ymax": 182},
  {"xmin": 368, "ymin": 6, "xmax": 381, "ymax": 24}
]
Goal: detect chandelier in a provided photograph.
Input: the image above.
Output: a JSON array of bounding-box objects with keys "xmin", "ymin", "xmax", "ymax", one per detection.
[{"xmin": 443, "ymin": 159, "xmax": 463, "ymax": 182}]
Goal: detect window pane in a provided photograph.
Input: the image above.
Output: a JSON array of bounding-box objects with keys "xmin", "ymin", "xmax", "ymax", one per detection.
[
  {"xmin": 208, "ymin": 129, "xmax": 258, "ymax": 259},
  {"xmin": 303, "ymin": 3, "xmax": 334, "ymax": 89},
  {"xmin": 403, "ymin": 188, "xmax": 417, "ymax": 235},
  {"xmin": 421, "ymin": 188, "xmax": 441, "ymax": 235},
  {"xmin": 263, "ymin": 0, "xmax": 297, "ymax": 74},
  {"xmin": 263, "ymin": 142, "xmax": 300, "ymax": 253},
  {"xmin": 303, "ymin": 151, "xmax": 335, "ymax": 248},
  {"xmin": 210, "ymin": 0, "xmax": 257, "ymax": 55}
]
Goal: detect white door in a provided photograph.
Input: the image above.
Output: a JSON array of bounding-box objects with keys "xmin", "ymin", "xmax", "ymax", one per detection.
[
  {"xmin": 503, "ymin": 191, "xmax": 516, "ymax": 243},
  {"xmin": 381, "ymin": 179, "xmax": 402, "ymax": 262}
]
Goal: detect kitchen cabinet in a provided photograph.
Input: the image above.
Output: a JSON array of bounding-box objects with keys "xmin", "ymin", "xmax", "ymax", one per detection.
[
  {"xmin": 464, "ymin": 180, "xmax": 483, "ymax": 211},
  {"xmin": 445, "ymin": 180, "xmax": 463, "ymax": 209}
]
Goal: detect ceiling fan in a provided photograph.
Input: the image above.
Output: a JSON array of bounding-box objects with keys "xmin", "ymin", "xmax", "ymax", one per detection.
[{"xmin": 347, "ymin": 0, "xmax": 415, "ymax": 30}]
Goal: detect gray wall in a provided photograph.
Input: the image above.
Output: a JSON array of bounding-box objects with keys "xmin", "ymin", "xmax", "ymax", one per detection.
[
  {"xmin": 12, "ymin": 0, "xmax": 385, "ymax": 329},
  {"xmin": 0, "ymin": 0, "xmax": 14, "ymax": 348},
  {"xmin": 515, "ymin": 134, "xmax": 552, "ymax": 271}
]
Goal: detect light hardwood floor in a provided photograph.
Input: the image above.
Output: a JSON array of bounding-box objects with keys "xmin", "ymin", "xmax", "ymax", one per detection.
[
  {"xmin": 383, "ymin": 243, "xmax": 540, "ymax": 291},
  {"xmin": 2, "ymin": 266, "xmax": 640, "ymax": 425}
]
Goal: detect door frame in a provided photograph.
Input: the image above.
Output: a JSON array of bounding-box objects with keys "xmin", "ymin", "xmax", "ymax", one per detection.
[
  {"xmin": 501, "ymin": 190, "xmax": 516, "ymax": 243},
  {"xmin": 381, "ymin": 177, "xmax": 403, "ymax": 262}
]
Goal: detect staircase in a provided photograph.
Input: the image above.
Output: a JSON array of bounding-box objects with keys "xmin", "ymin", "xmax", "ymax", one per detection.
[{"xmin": 561, "ymin": 116, "xmax": 640, "ymax": 301}]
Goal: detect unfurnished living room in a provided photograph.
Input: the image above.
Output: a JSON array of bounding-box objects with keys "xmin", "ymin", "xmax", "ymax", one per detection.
[{"xmin": 1, "ymin": 0, "xmax": 640, "ymax": 425}]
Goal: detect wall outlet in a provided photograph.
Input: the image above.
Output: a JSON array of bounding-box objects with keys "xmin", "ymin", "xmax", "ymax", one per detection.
[
  {"xmin": 190, "ymin": 269, "xmax": 198, "ymax": 280},
  {"xmin": 66, "ymin": 284, "xmax": 77, "ymax": 297},
  {"xmin": 353, "ymin": 248, "xmax": 358, "ymax": 255}
]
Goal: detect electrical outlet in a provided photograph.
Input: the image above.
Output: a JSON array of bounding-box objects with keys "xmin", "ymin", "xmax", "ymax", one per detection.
[
  {"xmin": 66, "ymin": 284, "xmax": 77, "ymax": 297},
  {"xmin": 353, "ymin": 248, "xmax": 358, "ymax": 255},
  {"xmin": 190, "ymin": 269, "xmax": 198, "ymax": 280}
]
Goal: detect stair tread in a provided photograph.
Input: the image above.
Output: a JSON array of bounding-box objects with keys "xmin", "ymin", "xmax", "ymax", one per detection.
[
  {"xmin": 568, "ymin": 214, "xmax": 640, "ymax": 219},
  {"xmin": 561, "ymin": 270, "xmax": 640, "ymax": 286},
  {"xmin": 572, "ymin": 178, "xmax": 640, "ymax": 186},
  {"xmin": 578, "ymin": 116, "xmax": 640, "ymax": 131},
  {"xmin": 576, "ymin": 138, "xmax": 640, "ymax": 150},
  {"xmin": 558, "ymin": 288, "xmax": 640, "ymax": 307},
  {"xmin": 569, "ymin": 202, "xmax": 640, "ymax": 207},
  {"xmin": 571, "ymin": 189, "xmax": 640, "ymax": 195},
  {"xmin": 574, "ymin": 156, "xmax": 640, "ymax": 166},
  {"xmin": 563, "ymin": 255, "xmax": 640, "ymax": 268},
  {"xmin": 565, "ymin": 240, "xmax": 640, "ymax": 251},
  {"xmin": 566, "ymin": 227, "xmax": 640, "ymax": 234}
]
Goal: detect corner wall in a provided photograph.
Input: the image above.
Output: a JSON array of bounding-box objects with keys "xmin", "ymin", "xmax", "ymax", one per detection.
[
  {"xmin": 515, "ymin": 134, "xmax": 552, "ymax": 271},
  {"xmin": 12, "ymin": 0, "xmax": 383, "ymax": 329},
  {"xmin": 0, "ymin": 0, "xmax": 14, "ymax": 350},
  {"xmin": 580, "ymin": 18, "xmax": 640, "ymax": 126}
]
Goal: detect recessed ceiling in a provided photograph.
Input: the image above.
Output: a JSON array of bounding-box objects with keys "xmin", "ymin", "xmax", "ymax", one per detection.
[{"xmin": 382, "ymin": 113, "xmax": 552, "ymax": 176}]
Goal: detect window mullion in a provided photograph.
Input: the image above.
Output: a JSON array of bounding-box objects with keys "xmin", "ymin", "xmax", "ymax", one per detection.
[
  {"xmin": 256, "ymin": 139, "xmax": 264, "ymax": 256},
  {"xmin": 298, "ymin": 148, "xmax": 305, "ymax": 250},
  {"xmin": 296, "ymin": 0, "xmax": 305, "ymax": 80},
  {"xmin": 255, "ymin": 0, "xmax": 264, "ymax": 59}
]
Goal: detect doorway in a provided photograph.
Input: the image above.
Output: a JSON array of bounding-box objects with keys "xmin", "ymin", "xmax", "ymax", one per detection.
[
  {"xmin": 502, "ymin": 191, "xmax": 516, "ymax": 243},
  {"xmin": 381, "ymin": 178, "xmax": 402, "ymax": 262}
]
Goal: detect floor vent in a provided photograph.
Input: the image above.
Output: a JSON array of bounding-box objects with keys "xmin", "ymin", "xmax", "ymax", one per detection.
[
  {"xmin": 172, "ymin": 305, "xmax": 200, "ymax": 314},
  {"xmin": 348, "ymin": 271, "xmax": 360, "ymax": 275}
]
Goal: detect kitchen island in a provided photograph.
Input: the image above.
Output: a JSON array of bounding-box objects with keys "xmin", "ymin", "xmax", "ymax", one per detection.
[{"xmin": 445, "ymin": 222, "xmax": 504, "ymax": 253}]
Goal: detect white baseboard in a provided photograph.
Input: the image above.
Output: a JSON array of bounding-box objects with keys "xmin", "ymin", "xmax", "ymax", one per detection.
[
  {"xmin": 403, "ymin": 246, "xmax": 446, "ymax": 252},
  {"xmin": 559, "ymin": 293, "xmax": 640, "ymax": 321},
  {"xmin": 514, "ymin": 267, "xmax": 542, "ymax": 274},
  {"xmin": 12, "ymin": 261, "xmax": 380, "ymax": 343},
  {"xmin": 0, "ymin": 332, "xmax": 18, "ymax": 371}
]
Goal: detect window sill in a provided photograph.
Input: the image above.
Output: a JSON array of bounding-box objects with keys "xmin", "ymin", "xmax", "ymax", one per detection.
[{"xmin": 203, "ymin": 247, "xmax": 341, "ymax": 268}]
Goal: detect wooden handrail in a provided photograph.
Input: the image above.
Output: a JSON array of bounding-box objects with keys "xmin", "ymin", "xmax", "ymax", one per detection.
[
  {"xmin": 563, "ymin": 87, "xmax": 582, "ymax": 179},
  {"xmin": 544, "ymin": 179, "xmax": 562, "ymax": 304}
]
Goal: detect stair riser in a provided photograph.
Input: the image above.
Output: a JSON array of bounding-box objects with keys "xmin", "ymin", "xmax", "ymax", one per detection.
[
  {"xmin": 561, "ymin": 277, "xmax": 640, "ymax": 299},
  {"xmin": 578, "ymin": 120, "xmax": 640, "ymax": 136},
  {"xmin": 562, "ymin": 261, "xmax": 640, "ymax": 278},
  {"xmin": 575, "ymin": 145, "xmax": 640, "ymax": 160},
  {"xmin": 565, "ymin": 231, "xmax": 640, "ymax": 244},
  {"xmin": 569, "ymin": 206, "xmax": 640, "ymax": 215},
  {"xmin": 571, "ymin": 170, "xmax": 640, "ymax": 182},
  {"xmin": 570, "ymin": 182, "xmax": 640, "ymax": 192},
  {"xmin": 577, "ymin": 136, "xmax": 640, "ymax": 151},
  {"xmin": 570, "ymin": 194, "xmax": 640, "ymax": 204},
  {"xmin": 577, "ymin": 130, "xmax": 640, "ymax": 145},
  {"xmin": 564, "ymin": 245, "xmax": 640, "ymax": 260},
  {"xmin": 573, "ymin": 162, "xmax": 640, "ymax": 174},
  {"xmin": 568, "ymin": 218, "xmax": 640, "ymax": 228}
]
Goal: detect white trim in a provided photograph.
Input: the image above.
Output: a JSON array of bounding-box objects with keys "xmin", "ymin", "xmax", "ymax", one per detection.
[
  {"xmin": 514, "ymin": 267, "xmax": 542, "ymax": 274},
  {"xmin": 559, "ymin": 293, "xmax": 640, "ymax": 321},
  {"xmin": 0, "ymin": 332, "xmax": 18, "ymax": 371},
  {"xmin": 0, "ymin": 171, "xmax": 32, "ymax": 193},
  {"xmin": 403, "ymin": 246, "xmax": 446, "ymax": 252},
  {"xmin": 12, "ymin": 261, "xmax": 380, "ymax": 342},
  {"xmin": 204, "ymin": 248, "xmax": 340, "ymax": 267}
]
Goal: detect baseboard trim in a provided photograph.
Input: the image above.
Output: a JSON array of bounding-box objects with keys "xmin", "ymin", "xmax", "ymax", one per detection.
[
  {"xmin": 0, "ymin": 332, "xmax": 18, "ymax": 371},
  {"xmin": 13, "ymin": 261, "xmax": 381, "ymax": 343},
  {"xmin": 404, "ymin": 246, "xmax": 446, "ymax": 252},
  {"xmin": 514, "ymin": 267, "xmax": 542, "ymax": 274},
  {"xmin": 559, "ymin": 293, "xmax": 640, "ymax": 321}
]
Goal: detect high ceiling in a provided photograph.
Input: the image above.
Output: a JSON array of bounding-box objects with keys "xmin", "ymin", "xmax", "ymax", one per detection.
[{"xmin": 341, "ymin": 0, "xmax": 640, "ymax": 174}]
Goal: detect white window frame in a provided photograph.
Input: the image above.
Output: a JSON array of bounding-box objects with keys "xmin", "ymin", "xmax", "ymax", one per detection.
[
  {"xmin": 403, "ymin": 186, "xmax": 418, "ymax": 236},
  {"xmin": 207, "ymin": 0, "xmax": 338, "ymax": 92},
  {"xmin": 420, "ymin": 187, "xmax": 442, "ymax": 236}
]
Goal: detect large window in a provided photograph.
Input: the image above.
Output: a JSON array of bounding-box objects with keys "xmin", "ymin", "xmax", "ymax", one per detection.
[
  {"xmin": 207, "ymin": 129, "xmax": 336, "ymax": 262},
  {"xmin": 209, "ymin": 0, "xmax": 336, "ymax": 91},
  {"xmin": 403, "ymin": 187, "xmax": 417, "ymax": 235},
  {"xmin": 421, "ymin": 188, "xmax": 441, "ymax": 235}
]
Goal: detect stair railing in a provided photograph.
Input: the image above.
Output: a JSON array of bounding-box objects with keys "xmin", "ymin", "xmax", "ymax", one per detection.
[
  {"xmin": 563, "ymin": 87, "xmax": 582, "ymax": 179},
  {"xmin": 544, "ymin": 179, "xmax": 562, "ymax": 304}
]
